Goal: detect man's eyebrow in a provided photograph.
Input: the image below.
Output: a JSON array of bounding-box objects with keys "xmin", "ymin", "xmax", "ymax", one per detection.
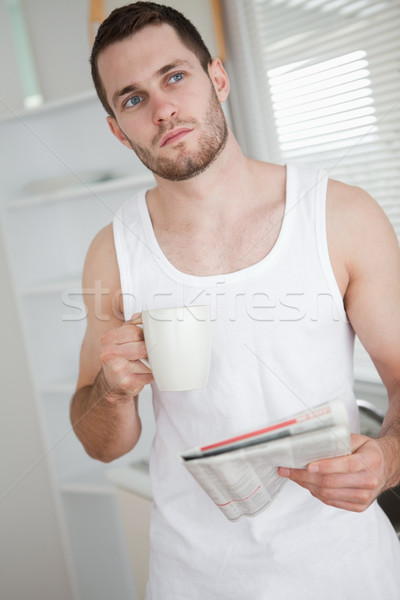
[
  {"xmin": 112, "ymin": 84, "xmax": 139, "ymax": 108},
  {"xmin": 155, "ymin": 59, "xmax": 193, "ymax": 78},
  {"xmin": 111, "ymin": 60, "xmax": 194, "ymax": 108}
]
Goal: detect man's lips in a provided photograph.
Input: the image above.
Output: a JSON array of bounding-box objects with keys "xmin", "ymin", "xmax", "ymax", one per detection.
[{"xmin": 160, "ymin": 127, "xmax": 193, "ymax": 147}]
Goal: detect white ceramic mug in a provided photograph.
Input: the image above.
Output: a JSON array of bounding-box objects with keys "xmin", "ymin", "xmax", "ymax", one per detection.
[{"xmin": 140, "ymin": 305, "xmax": 211, "ymax": 392}]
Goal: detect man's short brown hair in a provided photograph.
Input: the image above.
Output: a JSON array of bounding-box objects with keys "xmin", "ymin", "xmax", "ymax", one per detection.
[{"xmin": 90, "ymin": 2, "xmax": 213, "ymax": 117}]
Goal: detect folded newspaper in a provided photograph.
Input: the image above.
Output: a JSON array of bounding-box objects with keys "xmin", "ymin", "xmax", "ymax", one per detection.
[{"xmin": 181, "ymin": 398, "xmax": 351, "ymax": 522}]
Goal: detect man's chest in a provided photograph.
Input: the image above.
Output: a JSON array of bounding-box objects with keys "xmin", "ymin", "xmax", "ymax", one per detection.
[{"xmin": 154, "ymin": 205, "xmax": 285, "ymax": 276}]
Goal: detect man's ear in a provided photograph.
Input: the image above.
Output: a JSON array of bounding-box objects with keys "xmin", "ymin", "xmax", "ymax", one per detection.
[
  {"xmin": 106, "ymin": 116, "xmax": 132, "ymax": 149},
  {"xmin": 208, "ymin": 58, "xmax": 230, "ymax": 103}
]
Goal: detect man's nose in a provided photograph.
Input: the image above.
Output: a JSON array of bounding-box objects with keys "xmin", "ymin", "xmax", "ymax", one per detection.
[{"xmin": 152, "ymin": 93, "xmax": 178, "ymax": 124}]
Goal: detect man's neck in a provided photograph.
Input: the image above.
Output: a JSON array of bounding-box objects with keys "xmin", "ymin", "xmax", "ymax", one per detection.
[
  {"xmin": 142, "ymin": 134, "xmax": 286, "ymax": 276},
  {"xmin": 147, "ymin": 130, "xmax": 253, "ymax": 228}
]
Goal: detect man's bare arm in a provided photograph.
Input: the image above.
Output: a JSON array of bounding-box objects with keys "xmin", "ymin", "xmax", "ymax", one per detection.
[
  {"xmin": 71, "ymin": 372, "xmax": 141, "ymax": 463},
  {"xmin": 70, "ymin": 224, "xmax": 153, "ymax": 463},
  {"xmin": 279, "ymin": 182, "xmax": 400, "ymax": 510},
  {"xmin": 343, "ymin": 186, "xmax": 400, "ymax": 493}
]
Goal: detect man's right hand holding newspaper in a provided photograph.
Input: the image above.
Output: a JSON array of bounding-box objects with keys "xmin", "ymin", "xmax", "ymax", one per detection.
[{"xmin": 278, "ymin": 431, "xmax": 389, "ymax": 513}]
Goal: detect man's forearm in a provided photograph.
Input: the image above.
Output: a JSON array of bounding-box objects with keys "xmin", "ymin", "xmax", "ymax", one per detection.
[
  {"xmin": 378, "ymin": 383, "xmax": 400, "ymax": 489},
  {"xmin": 70, "ymin": 369, "xmax": 142, "ymax": 463}
]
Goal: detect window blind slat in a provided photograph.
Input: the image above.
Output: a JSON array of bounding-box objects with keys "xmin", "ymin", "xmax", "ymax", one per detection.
[
  {"xmin": 255, "ymin": 2, "xmax": 386, "ymax": 35},
  {"xmin": 256, "ymin": 3, "xmax": 400, "ymax": 39},
  {"xmin": 260, "ymin": 15, "xmax": 400, "ymax": 66}
]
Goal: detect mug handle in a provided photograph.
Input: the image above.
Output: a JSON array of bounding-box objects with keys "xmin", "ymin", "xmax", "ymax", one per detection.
[
  {"xmin": 140, "ymin": 357, "xmax": 151, "ymax": 369},
  {"xmin": 136, "ymin": 323, "xmax": 151, "ymax": 370}
]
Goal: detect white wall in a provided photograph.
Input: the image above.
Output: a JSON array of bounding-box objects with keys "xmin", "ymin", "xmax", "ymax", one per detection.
[
  {"xmin": 0, "ymin": 0, "xmax": 218, "ymax": 115},
  {"xmin": 0, "ymin": 221, "xmax": 76, "ymax": 600}
]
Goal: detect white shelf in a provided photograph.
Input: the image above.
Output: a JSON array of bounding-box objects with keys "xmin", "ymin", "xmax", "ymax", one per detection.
[
  {"xmin": 6, "ymin": 172, "xmax": 154, "ymax": 210},
  {"xmin": 107, "ymin": 459, "xmax": 152, "ymax": 501},
  {"xmin": 59, "ymin": 459, "xmax": 149, "ymax": 497},
  {"xmin": 0, "ymin": 89, "xmax": 97, "ymax": 124},
  {"xmin": 20, "ymin": 277, "xmax": 81, "ymax": 296},
  {"xmin": 60, "ymin": 466, "xmax": 117, "ymax": 496},
  {"xmin": 41, "ymin": 381, "xmax": 77, "ymax": 395}
]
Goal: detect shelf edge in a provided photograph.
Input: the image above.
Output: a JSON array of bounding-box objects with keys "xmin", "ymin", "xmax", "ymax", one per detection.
[
  {"xmin": 59, "ymin": 482, "xmax": 115, "ymax": 495},
  {"xmin": 20, "ymin": 279, "xmax": 81, "ymax": 296},
  {"xmin": 0, "ymin": 90, "xmax": 98, "ymax": 124},
  {"xmin": 6, "ymin": 173, "xmax": 154, "ymax": 210}
]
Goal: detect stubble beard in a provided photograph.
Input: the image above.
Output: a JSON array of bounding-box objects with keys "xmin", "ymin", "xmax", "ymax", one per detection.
[{"xmin": 126, "ymin": 85, "xmax": 228, "ymax": 182}]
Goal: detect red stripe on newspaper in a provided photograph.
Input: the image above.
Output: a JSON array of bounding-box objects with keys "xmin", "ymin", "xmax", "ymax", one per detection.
[
  {"xmin": 200, "ymin": 418, "xmax": 297, "ymax": 452},
  {"xmin": 216, "ymin": 485, "xmax": 262, "ymax": 507}
]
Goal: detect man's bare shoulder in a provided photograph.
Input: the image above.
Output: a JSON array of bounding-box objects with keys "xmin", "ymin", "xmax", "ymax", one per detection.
[
  {"xmin": 82, "ymin": 223, "xmax": 124, "ymax": 318},
  {"xmin": 327, "ymin": 178, "xmax": 396, "ymax": 242},
  {"xmin": 83, "ymin": 223, "xmax": 119, "ymax": 286},
  {"xmin": 85, "ymin": 222, "xmax": 115, "ymax": 261},
  {"xmin": 327, "ymin": 177, "xmax": 382, "ymax": 215},
  {"xmin": 327, "ymin": 178, "xmax": 399, "ymax": 283}
]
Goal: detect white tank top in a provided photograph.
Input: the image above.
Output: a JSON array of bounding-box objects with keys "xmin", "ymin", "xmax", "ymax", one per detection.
[{"xmin": 113, "ymin": 164, "xmax": 400, "ymax": 600}]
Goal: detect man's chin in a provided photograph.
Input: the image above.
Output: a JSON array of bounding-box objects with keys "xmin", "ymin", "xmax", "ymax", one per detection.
[
  {"xmin": 147, "ymin": 154, "xmax": 215, "ymax": 182},
  {"xmin": 132, "ymin": 121, "xmax": 228, "ymax": 182},
  {"xmin": 155, "ymin": 163, "xmax": 211, "ymax": 182}
]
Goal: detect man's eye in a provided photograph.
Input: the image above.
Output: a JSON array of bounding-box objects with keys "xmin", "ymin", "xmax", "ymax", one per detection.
[
  {"xmin": 168, "ymin": 73, "xmax": 184, "ymax": 84},
  {"xmin": 125, "ymin": 95, "xmax": 143, "ymax": 107}
]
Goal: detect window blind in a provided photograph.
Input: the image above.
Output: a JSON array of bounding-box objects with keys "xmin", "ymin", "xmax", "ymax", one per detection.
[{"xmin": 223, "ymin": 0, "xmax": 400, "ymax": 385}]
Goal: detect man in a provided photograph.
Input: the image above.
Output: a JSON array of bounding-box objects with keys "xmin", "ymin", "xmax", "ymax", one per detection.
[{"xmin": 71, "ymin": 2, "xmax": 400, "ymax": 598}]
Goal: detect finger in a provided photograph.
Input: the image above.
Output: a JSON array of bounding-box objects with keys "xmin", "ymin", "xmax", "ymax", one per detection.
[
  {"xmin": 120, "ymin": 321, "xmax": 145, "ymax": 341},
  {"xmin": 307, "ymin": 435, "xmax": 384, "ymax": 478},
  {"xmin": 285, "ymin": 468, "xmax": 381, "ymax": 491},
  {"xmin": 126, "ymin": 312, "xmax": 142, "ymax": 325},
  {"xmin": 111, "ymin": 340, "xmax": 149, "ymax": 362},
  {"xmin": 278, "ymin": 454, "xmax": 362, "ymax": 480},
  {"xmin": 105, "ymin": 355, "xmax": 151, "ymax": 376},
  {"xmin": 103, "ymin": 359, "xmax": 153, "ymax": 394},
  {"xmin": 306, "ymin": 452, "xmax": 364, "ymax": 475},
  {"xmin": 283, "ymin": 472, "xmax": 378, "ymax": 510},
  {"xmin": 101, "ymin": 340, "xmax": 150, "ymax": 366},
  {"xmin": 307, "ymin": 433, "xmax": 371, "ymax": 473},
  {"xmin": 108, "ymin": 372, "xmax": 154, "ymax": 398},
  {"xmin": 321, "ymin": 500, "xmax": 369, "ymax": 513},
  {"xmin": 116, "ymin": 370, "xmax": 154, "ymax": 387},
  {"xmin": 103, "ymin": 323, "xmax": 144, "ymax": 344},
  {"xmin": 304, "ymin": 481, "xmax": 371, "ymax": 501},
  {"xmin": 303, "ymin": 482, "xmax": 374, "ymax": 511},
  {"xmin": 278, "ymin": 465, "xmax": 354, "ymax": 487}
]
